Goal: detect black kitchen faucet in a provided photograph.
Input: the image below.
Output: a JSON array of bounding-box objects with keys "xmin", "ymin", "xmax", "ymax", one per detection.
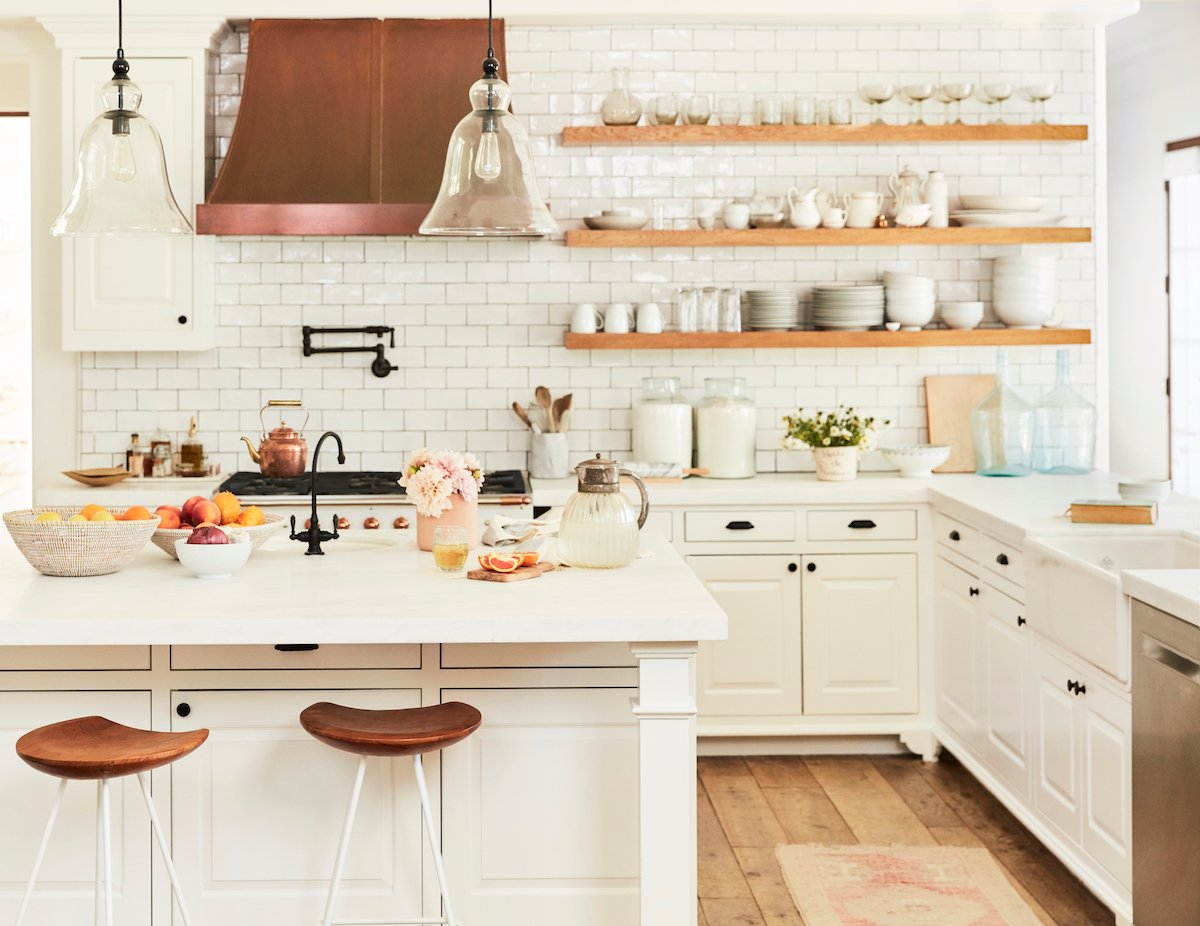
[{"xmin": 288, "ymin": 431, "xmax": 346, "ymax": 555}]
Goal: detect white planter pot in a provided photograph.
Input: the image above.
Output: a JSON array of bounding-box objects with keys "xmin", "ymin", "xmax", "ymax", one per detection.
[{"xmin": 812, "ymin": 446, "xmax": 859, "ymax": 482}]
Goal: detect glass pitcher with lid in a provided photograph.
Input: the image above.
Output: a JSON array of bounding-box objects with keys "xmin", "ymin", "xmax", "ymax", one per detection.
[{"xmin": 557, "ymin": 455, "xmax": 649, "ymax": 569}]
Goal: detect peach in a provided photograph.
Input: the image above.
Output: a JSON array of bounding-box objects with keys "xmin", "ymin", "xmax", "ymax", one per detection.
[
  {"xmin": 181, "ymin": 496, "xmax": 208, "ymax": 524},
  {"xmin": 155, "ymin": 509, "xmax": 182, "ymax": 530},
  {"xmin": 121, "ymin": 506, "xmax": 154, "ymax": 521},
  {"xmin": 190, "ymin": 499, "xmax": 221, "ymax": 527}
]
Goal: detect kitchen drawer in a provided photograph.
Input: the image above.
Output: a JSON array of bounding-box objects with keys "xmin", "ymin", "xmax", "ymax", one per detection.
[
  {"xmin": 441, "ymin": 643, "xmax": 636, "ymax": 669},
  {"xmin": 0, "ymin": 647, "xmax": 150, "ymax": 671},
  {"xmin": 806, "ymin": 509, "xmax": 917, "ymax": 542},
  {"xmin": 685, "ymin": 510, "xmax": 795, "ymax": 543},
  {"xmin": 981, "ymin": 535, "xmax": 1024, "ymax": 586},
  {"xmin": 934, "ymin": 511, "xmax": 980, "ymax": 561},
  {"xmin": 170, "ymin": 644, "xmax": 421, "ymax": 671}
]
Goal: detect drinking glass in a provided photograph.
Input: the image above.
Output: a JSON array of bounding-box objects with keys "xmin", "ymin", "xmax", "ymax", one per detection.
[
  {"xmin": 699, "ymin": 287, "xmax": 720, "ymax": 332},
  {"xmin": 901, "ymin": 83, "xmax": 934, "ymax": 125},
  {"xmin": 719, "ymin": 288, "xmax": 743, "ymax": 332},
  {"xmin": 829, "ymin": 97, "xmax": 852, "ymax": 126},
  {"xmin": 758, "ymin": 94, "xmax": 783, "ymax": 125},
  {"xmin": 859, "ymin": 83, "xmax": 896, "ymax": 124},
  {"xmin": 1022, "ymin": 83, "xmax": 1057, "ymax": 124},
  {"xmin": 653, "ymin": 94, "xmax": 680, "ymax": 126},
  {"xmin": 432, "ymin": 526, "xmax": 469, "ymax": 573},
  {"xmin": 684, "ymin": 94, "xmax": 712, "ymax": 125},
  {"xmin": 676, "ymin": 287, "xmax": 699, "ymax": 332},
  {"xmin": 940, "ymin": 82, "xmax": 974, "ymax": 125},
  {"xmin": 715, "ymin": 95, "xmax": 741, "ymax": 126},
  {"xmin": 794, "ymin": 96, "xmax": 816, "ymax": 125}
]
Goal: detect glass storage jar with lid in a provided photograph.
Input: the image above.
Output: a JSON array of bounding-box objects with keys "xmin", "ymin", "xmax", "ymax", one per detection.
[
  {"xmin": 695, "ymin": 377, "xmax": 757, "ymax": 479},
  {"xmin": 632, "ymin": 377, "xmax": 692, "ymax": 468}
]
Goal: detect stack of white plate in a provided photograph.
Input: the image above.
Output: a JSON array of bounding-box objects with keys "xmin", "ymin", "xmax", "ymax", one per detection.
[
  {"xmin": 993, "ymin": 256, "xmax": 1055, "ymax": 328},
  {"xmin": 745, "ymin": 291, "xmax": 801, "ymax": 330},
  {"xmin": 883, "ymin": 272, "xmax": 936, "ymax": 330},
  {"xmin": 810, "ymin": 284, "xmax": 885, "ymax": 330},
  {"xmin": 950, "ymin": 195, "xmax": 1064, "ymax": 228}
]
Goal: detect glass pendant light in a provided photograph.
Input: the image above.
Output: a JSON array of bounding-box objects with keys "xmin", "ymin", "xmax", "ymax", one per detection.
[
  {"xmin": 51, "ymin": 0, "xmax": 192, "ymax": 237},
  {"xmin": 420, "ymin": 0, "xmax": 557, "ymax": 237}
]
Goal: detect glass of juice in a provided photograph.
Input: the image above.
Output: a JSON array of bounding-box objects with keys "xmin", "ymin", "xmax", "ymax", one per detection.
[{"xmin": 432, "ymin": 526, "xmax": 469, "ymax": 574}]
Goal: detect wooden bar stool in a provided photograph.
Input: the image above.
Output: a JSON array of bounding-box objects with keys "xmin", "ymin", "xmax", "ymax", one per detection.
[
  {"xmin": 13, "ymin": 715, "xmax": 208, "ymax": 926},
  {"xmin": 300, "ymin": 700, "xmax": 482, "ymax": 926}
]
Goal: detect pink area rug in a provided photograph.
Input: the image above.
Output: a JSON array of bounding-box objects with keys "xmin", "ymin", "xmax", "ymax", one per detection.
[{"xmin": 775, "ymin": 845, "xmax": 1044, "ymax": 925}]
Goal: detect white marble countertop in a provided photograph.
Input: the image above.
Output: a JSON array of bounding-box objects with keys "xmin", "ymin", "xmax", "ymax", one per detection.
[
  {"xmin": 0, "ymin": 529, "xmax": 726, "ymax": 646},
  {"xmin": 1123, "ymin": 570, "xmax": 1200, "ymax": 627}
]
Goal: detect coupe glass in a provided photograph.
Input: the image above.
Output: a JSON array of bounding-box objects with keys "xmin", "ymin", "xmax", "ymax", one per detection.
[
  {"xmin": 940, "ymin": 82, "xmax": 974, "ymax": 125},
  {"xmin": 684, "ymin": 94, "xmax": 712, "ymax": 125},
  {"xmin": 1022, "ymin": 83, "xmax": 1057, "ymax": 124},
  {"xmin": 978, "ymin": 83, "xmax": 1014, "ymax": 124},
  {"xmin": 859, "ymin": 83, "xmax": 896, "ymax": 124},
  {"xmin": 901, "ymin": 83, "xmax": 935, "ymax": 125}
]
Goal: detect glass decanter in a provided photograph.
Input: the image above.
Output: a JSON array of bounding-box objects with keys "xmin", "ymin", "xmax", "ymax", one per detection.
[
  {"xmin": 971, "ymin": 348, "xmax": 1034, "ymax": 477},
  {"xmin": 1033, "ymin": 350, "xmax": 1096, "ymax": 474},
  {"xmin": 601, "ymin": 67, "xmax": 642, "ymax": 126}
]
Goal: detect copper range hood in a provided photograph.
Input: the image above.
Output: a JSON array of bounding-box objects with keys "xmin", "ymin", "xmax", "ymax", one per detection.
[{"xmin": 195, "ymin": 18, "xmax": 506, "ymax": 236}]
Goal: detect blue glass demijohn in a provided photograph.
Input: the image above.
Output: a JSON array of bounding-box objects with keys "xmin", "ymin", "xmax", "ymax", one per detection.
[
  {"xmin": 971, "ymin": 348, "xmax": 1034, "ymax": 477},
  {"xmin": 1033, "ymin": 349, "xmax": 1096, "ymax": 474}
]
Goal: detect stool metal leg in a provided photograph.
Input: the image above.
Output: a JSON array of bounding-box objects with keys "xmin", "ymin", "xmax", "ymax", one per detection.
[
  {"xmin": 321, "ymin": 755, "xmax": 368, "ymax": 926},
  {"xmin": 13, "ymin": 777, "xmax": 68, "ymax": 926},
  {"xmin": 99, "ymin": 779, "xmax": 114, "ymax": 926},
  {"xmin": 136, "ymin": 772, "xmax": 196, "ymax": 926},
  {"xmin": 412, "ymin": 754, "xmax": 458, "ymax": 926},
  {"xmin": 94, "ymin": 781, "xmax": 103, "ymax": 926}
]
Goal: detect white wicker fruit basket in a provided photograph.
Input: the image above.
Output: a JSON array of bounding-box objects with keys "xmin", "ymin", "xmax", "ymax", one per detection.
[
  {"xmin": 3, "ymin": 507, "xmax": 160, "ymax": 577},
  {"xmin": 152, "ymin": 515, "xmax": 286, "ymax": 560}
]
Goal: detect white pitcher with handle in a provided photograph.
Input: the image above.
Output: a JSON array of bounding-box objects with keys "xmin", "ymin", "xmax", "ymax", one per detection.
[
  {"xmin": 786, "ymin": 185, "xmax": 824, "ymax": 229},
  {"xmin": 843, "ymin": 191, "xmax": 885, "ymax": 228}
]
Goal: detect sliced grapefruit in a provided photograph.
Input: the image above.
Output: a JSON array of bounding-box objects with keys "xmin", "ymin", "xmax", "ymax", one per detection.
[
  {"xmin": 484, "ymin": 553, "xmax": 522, "ymax": 573},
  {"xmin": 518, "ymin": 551, "xmax": 540, "ymax": 567}
]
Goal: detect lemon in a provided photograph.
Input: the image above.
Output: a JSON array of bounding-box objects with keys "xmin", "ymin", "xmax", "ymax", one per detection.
[
  {"xmin": 90, "ymin": 510, "xmax": 116, "ymax": 522},
  {"xmin": 35, "ymin": 511, "xmax": 62, "ymax": 522},
  {"xmin": 68, "ymin": 514, "xmax": 88, "ymax": 523}
]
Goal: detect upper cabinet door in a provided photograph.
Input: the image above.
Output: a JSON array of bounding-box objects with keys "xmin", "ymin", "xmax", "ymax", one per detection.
[{"xmin": 63, "ymin": 56, "xmax": 212, "ymax": 351}]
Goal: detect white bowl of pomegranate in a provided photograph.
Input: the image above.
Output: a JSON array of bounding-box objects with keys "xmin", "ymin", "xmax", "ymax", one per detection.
[{"xmin": 173, "ymin": 525, "xmax": 253, "ymax": 579}]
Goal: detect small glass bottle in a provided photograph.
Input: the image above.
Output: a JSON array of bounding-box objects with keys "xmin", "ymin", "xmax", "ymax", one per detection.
[
  {"xmin": 1033, "ymin": 350, "xmax": 1096, "ymax": 474},
  {"xmin": 601, "ymin": 67, "xmax": 642, "ymax": 126},
  {"xmin": 126, "ymin": 433, "xmax": 146, "ymax": 479},
  {"xmin": 179, "ymin": 416, "xmax": 205, "ymax": 474},
  {"xmin": 695, "ymin": 378, "xmax": 757, "ymax": 479},
  {"xmin": 632, "ymin": 378, "xmax": 692, "ymax": 468},
  {"xmin": 971, "ymin": 349, "xmax": 1034, "ymax": 477},
  {"xmin": 150, "ymin": 426, "xmax": 173, "ymax": 477}
]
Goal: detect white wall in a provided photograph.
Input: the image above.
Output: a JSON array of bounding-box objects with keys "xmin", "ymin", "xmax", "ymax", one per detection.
[{"xmin": 1106, "ymin": 1, "xmax": 1200, "ymax": 479}]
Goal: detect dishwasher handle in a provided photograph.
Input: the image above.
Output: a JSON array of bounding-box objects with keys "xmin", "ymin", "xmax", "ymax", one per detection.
[{"xmin": 1142, "ymin": 635, "xmax": 1200, "ymax": 685}]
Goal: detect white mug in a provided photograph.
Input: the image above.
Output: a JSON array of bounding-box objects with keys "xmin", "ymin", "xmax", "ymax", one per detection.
[
  {"xmin": 570, "ymin": 303, "xmax": 604, "ymax": 334},
  {"xmin": 822, "ymin": 207, "xmax": 848, "ymax": 229},
  {"xmin": 605, "ymin": 302, "xmax": 633, "ymax": 334},
  {"xmin": 844, "ymin": 192, "xmax": 884, "ymax": 229},
  {"xmin": 636, "ymin": 302, "xmax": 663, "ymax": 334}
]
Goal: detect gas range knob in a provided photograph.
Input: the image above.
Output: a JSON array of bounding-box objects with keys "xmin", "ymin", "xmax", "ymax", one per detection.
[
  {"xmin": 393, "ymin": 516, "xmax": 410, "ymax": 530},
  {"xmin": 336, "ymin": 517, "xmax": 351, "ymax": 531},
  {"xmin": 304, "ymin": 518, "xmax": 312, "ymax": 530},
  {"xmin": 363, "ymin": 517, "xmax": 380, "ymax": 530}
]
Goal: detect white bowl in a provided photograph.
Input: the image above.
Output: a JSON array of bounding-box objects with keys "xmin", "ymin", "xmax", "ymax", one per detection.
[
  {"xmin": 881, "ymin": 444, "xmax": 952, "ymax": 477},
  {"xmin": 174, "ymin": 535, "xmax": 253, "ymax": 579},
  {"xmin": 939, "ymin": 301, "xmax": 984, "ymax": 329},
  {"xmin": 993, "ymin": 298, "xmax": 1052, "ymax": 328},
  {"xmin": 1118, "ymin": 479, "xmax": 1171, "ymax": 502},
  {"xmin": 885, "ymin": 298, "xmax": 935, "ymax": 329},
  {"xmin": 583, "ymin": 212, "xmax": 649, "ymax": 231}
]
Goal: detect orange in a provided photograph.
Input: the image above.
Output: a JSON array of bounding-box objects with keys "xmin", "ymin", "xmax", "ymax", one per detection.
[
  {"xmin": 213, "ymin": 491, "xmax": 242, "ymax": 525},
  {"xmin": 237, "ymin": 505, "xmax": 265, "ymax": 527},
  {"xmin": 121, "ymin": 505, "xmax": 154, "ymax": 521},
  {"xmin": 79, "ymin": 504, "xmax": 106, "ymax": 520},
  {"xmin": 518, "ymin": 551, "xmax": 540, "ymax": 567}
]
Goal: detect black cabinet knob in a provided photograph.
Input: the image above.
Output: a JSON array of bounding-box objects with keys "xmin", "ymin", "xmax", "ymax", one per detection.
[
  {"xmin": 996, "ymin": 553, "xmax": 1010, "ymax": 566},
  {"xmin": 969, "ymin": 587, "xmax": 980, "ymax": 597},
  {"xmin": 1017, "ymin": 615, "xmax": 1026, "ymax": 626},
  {"xmin": 788, "ymin": 563, "xmax": 798, "ymax": 573},
  {"xmin": 949, "ymin": 530, "xmax": 961, "ymax": 541},
  {"xmin": 176, "ymin": 703, "xmax": 191, "ymax": 718},
  {"xmin": 1076, "ymin": 683, "xmax": 1086, "ymax": 696},
  {"xmin": 1066, "ymin": 680, "xmax": 1075, "ymax": 693},
  {"xmin": 177, "ymin": 315, "xmax": 188, "ymax": 325},
  {"xmin": 806, "ymin": 562, "xmax": 817, "ymax": 572}
]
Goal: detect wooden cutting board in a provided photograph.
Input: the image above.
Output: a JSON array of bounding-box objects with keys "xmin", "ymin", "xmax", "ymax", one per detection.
[
  {"xmin": 467, "ymin": 563, "xmax": 555, "ymax": 583},
  {"xmin": 925, "ymin": 375, "xmax": 995, "ymax": 473}
]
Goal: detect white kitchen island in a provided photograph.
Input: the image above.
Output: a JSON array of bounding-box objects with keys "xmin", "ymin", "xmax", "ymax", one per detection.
[{"xmin": 0, "ymin": 528, "xmax": 725, "ymax": 926}]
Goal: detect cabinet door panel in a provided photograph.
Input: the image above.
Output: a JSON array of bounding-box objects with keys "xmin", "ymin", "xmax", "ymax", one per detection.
[
  {"xmin": 983, "ymin": 587, "xmax": 1031, "ymax": 797},
  {"xmin": 1033, "ymin": 648, "xmax": 1082, "ymax": 841},
  {"xmin": 0, "ymin": 691, "xmax": 151, "ymax": 925},
  {"xmin": 802, "ymin": 553, "xmax": 918, "ymax": 715},
  {"xmin": 935, "ymin": 558, "xmax": 983, "ymax": 751},
  {"xmin": 441, "ymin": 688, "xmax": 638, "ymax": 926},
  {"xmin": 171, "ymin": 689, "xmax": 423, "ymax": 926},
  {"xmin": 689, "ymin": 555, "xmax": 802, "ymax": 717},
  {"xmin": 1082, "ymin": 683, "xmax": 1132, "ymax": 889}
]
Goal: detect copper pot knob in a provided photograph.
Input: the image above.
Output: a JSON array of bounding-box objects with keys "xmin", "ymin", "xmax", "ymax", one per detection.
[
  {"xmin": 393, "ymin": 516, "xmax": 410, "ymax": 530},
  {"xmin": 336, "ymin": 517, "xmax": 351, "ymax": 531},
  {"xmin": 304, "ymin": 518, "xmax": 312, "ymax": 530},
  {"xmin": 363, "ymin": 517, "xmax": 380, "ymax": 530}
]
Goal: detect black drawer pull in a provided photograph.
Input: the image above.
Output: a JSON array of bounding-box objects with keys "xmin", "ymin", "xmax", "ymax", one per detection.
[
  {"xmin": 996, "ymin": 553, "xmax": 1010, "ymax": 566},
  {"xmin": 949, "ymin": 530, "xmax": 961, "ymax": 541},
  {"xmin": 848, "ymin": 519, "xmax": 877, "ymax": 530},
  {"xmin": 1017, "ymin": 615, "xmax": 1026, "ymax": 627},
  {"xmin": 969, "ymin": 587, "xmax": 980, "ymax": 597},
  {"xmin": 274, "ymin": 643, "xmax": 320, "ymax": 652},
  {"xmin": 807, "ymin": 562, "xmax": 817, "ymax": 573},
  {"xmin": 176, "ymin": 703, "xmax": 191, "ymax": 718},
  {"xmin": 725, "ymin": 520, "xmax": 755, "ymax": 531},
  {"xmin": 788, "ymin": 563, "xmax": 798, "ymax": 573}
]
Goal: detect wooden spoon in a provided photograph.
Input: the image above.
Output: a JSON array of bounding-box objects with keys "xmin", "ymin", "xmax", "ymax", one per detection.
[
  {"xmin": 534, "ymin": 385, "xmax": 554, "ymax": 431},
  {"xmin": 512, "ymin": 401, "xmax": 534, "ymax": 430},
  {"xmin": 551, "ymin": 393, "xmax": 573, "ymax": 432}
]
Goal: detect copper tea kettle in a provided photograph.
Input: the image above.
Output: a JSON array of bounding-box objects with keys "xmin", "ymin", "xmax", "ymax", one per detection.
[{"xmin": 241, "ymin": 400, "xmax": 310, "ymax": 478}]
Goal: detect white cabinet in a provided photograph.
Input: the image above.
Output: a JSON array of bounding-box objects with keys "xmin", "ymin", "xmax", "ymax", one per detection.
[
  {"xmin": 1032, "ymin": 648, "xmax": 1132, "ymax": 889},
  {"xmin": 0, "ymin": 691, "xmax": 151, "ymax": 925},
  {"xmin": 935, "ymin": 557, "xmax": 984, "ymax": 752},
  {"xmin": 440, "ymin": 687, "xmax": 638, "ymax": 926},
  {"xmin": 801, "ymin": 553, "xmax": 918, "ymax": 715},
  {"xmin": 689, "ymin": 555, "xmax": 802, "ymax": 717},
  {"xmin": 981, "ymin": 586, "xmax": 1032, "ymax": 797},
  {"xmin": 170, "ymin": 689, "xmax": 425, "ymax": 926}
]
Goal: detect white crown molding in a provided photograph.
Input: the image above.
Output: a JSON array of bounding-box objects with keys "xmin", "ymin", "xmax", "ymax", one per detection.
[{"xmin": 37, "ymin": 16, "xmax": 229, "ymax": 51}]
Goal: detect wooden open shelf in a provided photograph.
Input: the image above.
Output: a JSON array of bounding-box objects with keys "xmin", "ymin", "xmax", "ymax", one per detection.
[
  {"xmin": 565, "ymin": 227, "xmax": 1092, "ymax": 248},
  {"xmin": 561, "ymin": 123, "xmax": 1089, "ymax": 145},
  {"xmin": 564, "ymin": 329, "xmax": 1092, "ymax": 350}
]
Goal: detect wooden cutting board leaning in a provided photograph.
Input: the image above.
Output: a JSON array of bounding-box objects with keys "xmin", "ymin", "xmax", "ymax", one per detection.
[{"xmin": 924, "ymin": 374, "xmax": 996, "ymax": 473}]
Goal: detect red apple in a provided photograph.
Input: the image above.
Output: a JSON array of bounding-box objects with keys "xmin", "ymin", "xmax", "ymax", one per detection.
[{"xmin": 186, "ymin": 525, "xmax": 229, "ymax": 545}]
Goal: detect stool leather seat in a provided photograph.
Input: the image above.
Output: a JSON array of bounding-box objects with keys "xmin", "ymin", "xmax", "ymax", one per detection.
[
  {"xmin": 16, "ymin": 716, "xmax": 209, "ymax": 781},
  {"xmin": 300, "ymin": 701, "xmax": 482, "ymax": 758}
]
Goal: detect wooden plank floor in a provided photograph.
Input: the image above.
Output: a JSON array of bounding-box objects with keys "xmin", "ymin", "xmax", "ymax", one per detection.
[{"xmin": 697, "ymin": 753, "xmax": 1115, "ymax": 926}]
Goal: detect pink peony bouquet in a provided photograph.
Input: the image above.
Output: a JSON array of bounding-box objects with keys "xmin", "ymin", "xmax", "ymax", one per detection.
[{"xmin": 399, "ymin": 449, "xmax": 484, "ymax": 518}]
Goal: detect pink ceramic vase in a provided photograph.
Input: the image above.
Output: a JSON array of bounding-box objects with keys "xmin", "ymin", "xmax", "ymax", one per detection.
[{"xmin": 415, "ymin": 493, "xmax": 479, "ymax": 551}]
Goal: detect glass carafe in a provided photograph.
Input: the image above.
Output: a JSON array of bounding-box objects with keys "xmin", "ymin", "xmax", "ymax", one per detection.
[
  {"xmin": 601, "ymin": 67, "xmax": 642, "ymax": 126},
  {"xmin": 1033, "ymin": 350, "xmax": 1096, "ymax": 474},
  {"xmin": 557, "ymin": 456, "xmax": 650, "ymax": 569},
  {"xmin": 695, "ymin": 378, "xmax": 757, "ymax": 479},
  {"xmin": 632, "ymin": 378, "xmax": 692, "ymax": 468},
  {"xmin": 971, "ymin": 349, "xmax": 1034, "ymax": 477}
]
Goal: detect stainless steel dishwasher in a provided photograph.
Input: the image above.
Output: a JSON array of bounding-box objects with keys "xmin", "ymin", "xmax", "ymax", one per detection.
[{"xmin": 1133, "ymin": 599, "xmax": 1200, "ymax": 925}]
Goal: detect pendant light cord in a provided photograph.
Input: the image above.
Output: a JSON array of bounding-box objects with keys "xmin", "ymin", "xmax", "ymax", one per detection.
[
  {"xmin": 117, "ymin": 0, "xmax": 124, "ymax": 59},
  {"xmin": 487, "ymin": 0, "xmax": 494, "ymax": 60}
]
